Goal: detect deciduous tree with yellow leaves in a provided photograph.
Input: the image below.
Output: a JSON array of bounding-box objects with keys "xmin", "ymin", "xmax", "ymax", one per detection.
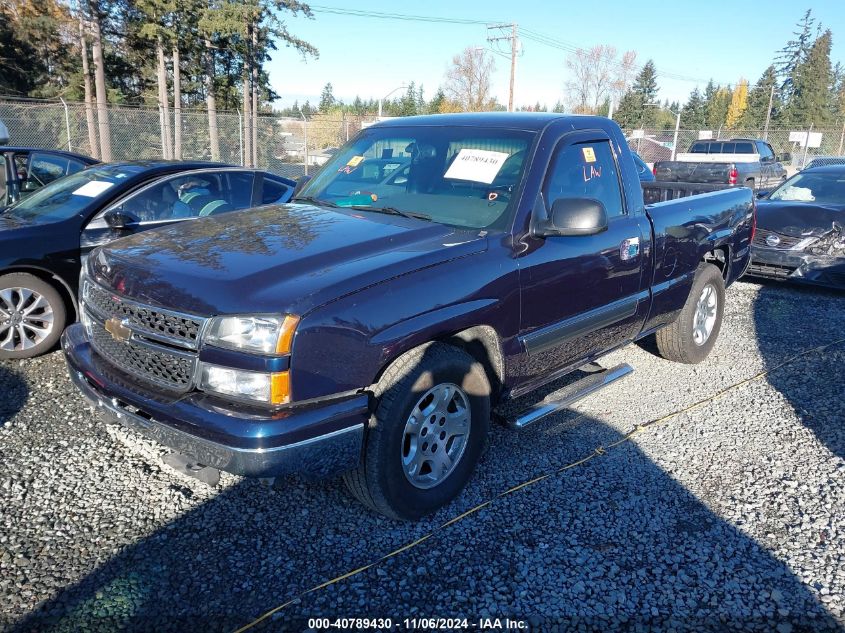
[{"xmin": 725, "ymin": 79, "xmax": 749, "ymax": 129}]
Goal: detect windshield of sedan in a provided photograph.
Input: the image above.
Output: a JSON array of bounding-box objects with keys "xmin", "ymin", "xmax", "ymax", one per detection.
[
  {"xmin": 3, "ymin": 164, "xmax": 144, "ymax": 223},
  {"xmin": 768, "ymin": 171, "xmax": 845, "ymax": 205},
  {"xmin": 297, "ymin": 125, "xmax": 536, "ymax": 230}
]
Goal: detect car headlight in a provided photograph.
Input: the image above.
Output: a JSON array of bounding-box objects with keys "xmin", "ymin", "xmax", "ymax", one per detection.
[
  {"xmin": 199, "ymin": 364, "xmax": 290, "ymax": 405},
  {"xmin": 204, "ymin": 314, "xmax": 299, "ymax": 354}
]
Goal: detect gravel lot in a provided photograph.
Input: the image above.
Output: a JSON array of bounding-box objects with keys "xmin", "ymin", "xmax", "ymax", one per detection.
[{"xmin": 1, "ymin": 279, "xmax": 844, "ymax": 632}]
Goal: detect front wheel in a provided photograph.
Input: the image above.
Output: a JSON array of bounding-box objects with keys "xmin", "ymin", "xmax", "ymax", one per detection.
[
  {"xmin": 655, "ymin": 263, "xmax": 725, "ymax": 364},
  {"xmin": 343, "ymin": 342, "xmax": 491, "ymax": 520},
  {"xmin": 0, "ymin": 273, "xmax": 67, "ymax": 360}
]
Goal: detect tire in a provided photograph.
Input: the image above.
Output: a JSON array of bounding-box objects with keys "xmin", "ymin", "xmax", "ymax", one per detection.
[
  {"xmin": 655, "ymin": 263, "xmax": 725, "ymax": 365},
  {"xmin": 0, "ymin": 273, "xmax": 67, "ymax": 360},
  {"xmin": 343, "ymin": 342, "xmax": 491, "ymax": 520}
]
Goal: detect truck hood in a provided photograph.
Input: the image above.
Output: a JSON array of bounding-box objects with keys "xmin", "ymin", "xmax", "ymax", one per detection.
[{"xmin": 91, "ymin": 203, "xmax": 487, "ymax": 316}]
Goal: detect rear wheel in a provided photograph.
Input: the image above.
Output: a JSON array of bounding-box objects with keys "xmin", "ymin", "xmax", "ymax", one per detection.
[
  {"xmin": 343, "ymin": 343, "xmax": 491, "ymax": 520},
  {"xmin": 0, "ymin": 273, "xmax": 66, "ymax": 359},
  {"xmin": 655, "ymin": 263, "xmax": 725, "ymax": 364}
]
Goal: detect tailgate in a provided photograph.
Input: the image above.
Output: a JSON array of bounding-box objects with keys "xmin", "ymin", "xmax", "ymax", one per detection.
[{"xmin": 653, "ymin": 161, "xmax": 731, "ymax": 184}]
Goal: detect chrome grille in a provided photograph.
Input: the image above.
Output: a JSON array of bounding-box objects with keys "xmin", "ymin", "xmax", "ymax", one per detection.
[
  {"xmin": 83, "ymin": 281, "xmax": 204, "ymax": 349},
  {"xmin": 89, "ymin": 320, "xmax": 195, "ymax": 392},
  {"xmin": 753, "ymin": 229, "xmax": 804, "ymax": 250}
]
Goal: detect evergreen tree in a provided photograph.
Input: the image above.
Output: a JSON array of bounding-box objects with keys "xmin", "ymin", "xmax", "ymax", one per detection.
[
  {"xmin": 319, "ymin": 82, "xmax": 336, "ymax": 111},
  {"xmin": 704, "ymin": 83, "xmax": 731, "ymax": 129},
  {"xmin": 832, "ymin": 64, "xmax": 845, "ymax": 120},
  {"xmin": 614, "ymin": 59, "xmax": 659, "ymax": 128},
  {"xmin": 781, "ymin": 29, "xmax": 834, "ymax": 126},
  {"xmin": 428, "ymin": 88, "xmax": 446, "ymax": 114},
  {"xmin": 738, "ymin": 66, "xmax": 779, "ymax": 129},
  {"xmin": 416, "ymin": 84, "xmax": 426, "ymax": 113},
  {"xmin": 397, "ymin": 82, "xmax": 418, "ymax": 116},
  {"xmin": 681, "ymin": 87, "xmax": 707, "ymax": 129},
  {"xmin": 0, "ymin": 5, "xmax": 39, "ymax": 95},
  {"xmin": 776, "ymin": 9, "xmax": 817, "ymax": 104}
]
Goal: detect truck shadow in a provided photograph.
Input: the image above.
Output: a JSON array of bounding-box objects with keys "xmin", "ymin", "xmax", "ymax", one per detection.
[
  {"xmin": 11, "ymin": 339, "xmax": 842, "ymax": 632},
  {"xmin": 751, "ymin": 279, "xmax": 845, "ymax": 463},
  {"xmin": 0, "ymin": 361, "xmax": 29, "ymax": 427}
]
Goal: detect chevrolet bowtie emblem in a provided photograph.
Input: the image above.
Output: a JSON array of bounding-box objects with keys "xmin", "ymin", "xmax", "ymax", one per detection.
[{"xmin": 105, "ymin": 317, "xmax": 132, "ymax": 343}]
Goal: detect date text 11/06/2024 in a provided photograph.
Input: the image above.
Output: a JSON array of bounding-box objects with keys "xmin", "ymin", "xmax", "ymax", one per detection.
[{"xmin": 307, "ymin": 617, "xmax": 528, "ymax": 630}]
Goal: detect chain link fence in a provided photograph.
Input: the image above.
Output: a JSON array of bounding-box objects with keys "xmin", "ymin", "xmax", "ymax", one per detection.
[
  {"xmin": 621, "ymin": 126, "xmax": 845, "ymax": 172},
  {"xmin": 3, "ymin": 98, "xmax": 844, "ymax": 178},
  {"xmin": 0, "ymin": 98, "xmax": 379, "ymax": 181}
]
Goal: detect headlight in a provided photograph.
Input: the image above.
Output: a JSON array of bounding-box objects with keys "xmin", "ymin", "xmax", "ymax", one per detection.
[
  {"xmin": 80, "ymin": 307, "xmax": 94, "ymax": 337},
  {"xmin": 199, "ymin": 364, "xmax": 290, "ymax": 405},
  {"xmin": 204, "ymin": 314, "xmax": 299, "ymax": 354}
]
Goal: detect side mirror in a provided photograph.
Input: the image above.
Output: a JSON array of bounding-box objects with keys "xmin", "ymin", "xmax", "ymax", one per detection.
[
  {"xmin": 777, "ymin": 152, "xmax": 791, "ymax": 163},
  {"xmin": 293, "ymin": 174, "xmax": 312, "ymax": 197},
  {"xmin": 104, "ymin": 208, "xmax": 138, "ymax": 229},
  {"xmin": 537, "ymin": 198, "xmax": 609, "ymax": 237},
  {"xmin": 756, "ymin": 190, "xmax": 771, "ymax": 199}
]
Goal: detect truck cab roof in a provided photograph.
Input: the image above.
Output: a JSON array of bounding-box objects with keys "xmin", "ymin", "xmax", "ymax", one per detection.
[{"xmin": 373, "ymin": 112, "xmax": 607, "ymax": 132}]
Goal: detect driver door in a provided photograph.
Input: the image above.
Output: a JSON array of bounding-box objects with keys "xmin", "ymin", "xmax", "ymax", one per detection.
[{"xmin": 515, "ymin": 130, "xmax": 648, "ymax": 384}]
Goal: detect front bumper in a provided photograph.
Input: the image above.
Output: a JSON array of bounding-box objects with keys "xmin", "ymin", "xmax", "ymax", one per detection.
[
  {"xmin": 62, "ymin": 324, "xmax": 368, "ymax": 479},
  {"xmin": 747, "ymin": 247, "xmax": 845, "ymax": 290}
]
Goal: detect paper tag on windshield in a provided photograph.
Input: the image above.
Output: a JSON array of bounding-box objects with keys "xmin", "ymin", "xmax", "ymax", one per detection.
[
  {"xmin": 346, "ymin": 155, "xmax": 365, "ymax": 167},
  {"xmin": 72, "ymin": 181, "xmax": 114, "ymax": 197},
  {"xmin": 444, "ymin": 149, "xmax": 509, "ymax": 184},
  {"xmin": 582, "ymin": 147, "xmax": 596, "ymax": 163}
]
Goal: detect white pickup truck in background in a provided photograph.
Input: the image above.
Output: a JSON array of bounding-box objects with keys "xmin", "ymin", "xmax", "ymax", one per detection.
[{"xmin": 654, "ymin": 138, "xmax": 789, "ymax": 191}]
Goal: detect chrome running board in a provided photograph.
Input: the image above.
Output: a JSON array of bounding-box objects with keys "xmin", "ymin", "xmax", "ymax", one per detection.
[{"xmin": 508, "ymin": 363, "xmax": 633, "ymax": 429}]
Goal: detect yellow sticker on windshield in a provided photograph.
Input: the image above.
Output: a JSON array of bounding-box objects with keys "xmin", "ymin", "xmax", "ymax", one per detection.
[
  {"xmin": 582, "ymin": 147, "xmax": 596, "ymax": 163},
  {"xmin": 346, "ymin": 155, "xmax": 365, "ymax": 167}
]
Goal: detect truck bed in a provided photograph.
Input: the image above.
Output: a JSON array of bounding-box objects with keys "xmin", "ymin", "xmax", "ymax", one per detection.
[{"xmin": 642, "ymin": 180, "xmax": 736, "ymax": 204}]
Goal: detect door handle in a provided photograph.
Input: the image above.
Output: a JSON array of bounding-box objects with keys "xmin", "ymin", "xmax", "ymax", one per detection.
[{"xmin": 620, "ymin": 237, "xmax": 640, "ymax": 261}]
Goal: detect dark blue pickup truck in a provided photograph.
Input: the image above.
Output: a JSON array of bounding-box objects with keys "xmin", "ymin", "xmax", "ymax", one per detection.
[{"xmin": 62, "ymin": 113, "xmax": 754, "ymax": 519}]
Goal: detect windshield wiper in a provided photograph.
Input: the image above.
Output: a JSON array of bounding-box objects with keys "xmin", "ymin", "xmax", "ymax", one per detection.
[
  {"xmin": 349, "ymin": 206, "xmax": 432, "ymax": 222},
  {"xmin": 292, "ymin": 196, "xmax": 341, "ymax": 208}
]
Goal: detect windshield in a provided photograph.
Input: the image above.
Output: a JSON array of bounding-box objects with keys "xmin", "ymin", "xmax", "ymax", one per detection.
[
  {"xmin": 4, "ymin": 164, "xmax": 144, "ymax": 222},
  {"xmin": 768, "ymin": 171, "xmax": 845, "ymax": 205},
  {"xmin": 298, "ymin": 125, "xmax": 536, "ymax": 229}
]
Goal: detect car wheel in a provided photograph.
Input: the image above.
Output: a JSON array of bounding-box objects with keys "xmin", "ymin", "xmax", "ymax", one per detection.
[
  {"xmin": 0, "ymin": 273, "xmax": 67, "ymax": 359},
  {"xmin": 655, "ymin": 263, "xmax": 725, "ymax": 364},
  {"xmin": 343, "ymin": 342, "xmax": 491, "ymax": 520}
]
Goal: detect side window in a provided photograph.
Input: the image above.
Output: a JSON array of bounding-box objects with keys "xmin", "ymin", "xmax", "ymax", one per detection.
[
  {"xmin": 112, "ymin": 173, "xmax": 244, "ymax": 222},
  {"xmin": 261, "ymin": 177, "xmax": 292, "ymax": 204},
  {"xmin": 757, "ymin": 143, "xmax": 775, "ymax": 161},
  {"xmin": 29, "ymin": 153, "xmax": 70, "ymax": 187},
  {"xmin": 13, "ymin": 154, "xmax": 27, "ymax": 178},
  {"xmin": 221, "ymin": 171, "xmax": 255, "ymax": 210},
  {"xmin": 543, "ymin": 140, "xmax": 625, "ymax": 218},
  {"xmin": 67, "ymin": 158, "xmax": 88, "ymax": 175}
]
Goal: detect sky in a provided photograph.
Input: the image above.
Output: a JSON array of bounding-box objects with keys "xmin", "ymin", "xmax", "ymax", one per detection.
[{"xmin": 265, "ymin": 1, "xmax": 844, "ymax": 112}]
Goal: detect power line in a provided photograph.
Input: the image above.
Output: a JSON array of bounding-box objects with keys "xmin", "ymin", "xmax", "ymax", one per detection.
[
  {"xmin": 307, "ymin": 5, "xmax": 493, "ymax": 25},
  {"xmin": 308, "ymin": 5, "xmax": 731, "ymax": 88}
]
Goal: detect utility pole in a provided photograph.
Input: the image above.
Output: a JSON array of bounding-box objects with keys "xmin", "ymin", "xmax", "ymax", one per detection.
[
  {"xmin": 763, "ymin": 83, "xmax": 775, "ymax": 140},
  {"xmin": 487, "ymin": 23, "xmax": 519, "ymax": 112}
]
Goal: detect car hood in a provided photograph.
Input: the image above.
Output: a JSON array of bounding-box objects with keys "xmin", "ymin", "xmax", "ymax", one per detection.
[
  {"xmin": 756, "ymin": 200, "xmax": 845, "ymax": 237},
  {"xmin": 90, "ymin": 203, "xmax": 487, "ymax": 316}
]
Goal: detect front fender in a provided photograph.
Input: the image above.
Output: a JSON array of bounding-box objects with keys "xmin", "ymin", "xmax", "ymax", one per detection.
[{"xmin": 288, "ymin": 244, "xmax": 520, "ymax": 402}]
